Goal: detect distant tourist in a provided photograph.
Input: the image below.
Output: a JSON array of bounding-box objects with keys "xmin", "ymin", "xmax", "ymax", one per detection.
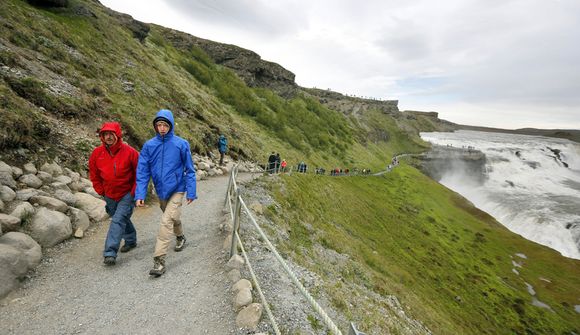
[
  {"xmin": 280, "ymin": 159, "xmax": 287, "ymax": 172},
  {"xmin": 89, "ymin": 122, "xmax": 140, "ymax": 266},
  {"xmin": 135, "ymin": 109, "xmax": 197, "ymax": 277},
  {"xmin": 268, "ymin": 152, "xmax": 276, "ymax": 173},
  {"xmin": 275, "ymin": 153, "xmax": 281, "ymax": 173},
  {"xmin": 217, "ymin": 134, "xmax": 227, "ymax": 166}
]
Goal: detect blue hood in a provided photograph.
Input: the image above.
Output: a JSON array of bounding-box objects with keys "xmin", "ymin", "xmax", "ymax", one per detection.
[{"xmin": 153, "ymin": 109, "xmax": 175, "ymax": 138}]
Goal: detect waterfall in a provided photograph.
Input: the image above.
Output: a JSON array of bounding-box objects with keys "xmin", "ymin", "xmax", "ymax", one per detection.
[{"xmin": 421, "ymin": 130, "xmax": 580, "ymax": 260}]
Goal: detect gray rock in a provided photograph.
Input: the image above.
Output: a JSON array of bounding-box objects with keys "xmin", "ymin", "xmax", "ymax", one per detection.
[
  {"xmin": 74, "ymin": 192, "xmax": 107, "ymax": 222},
  {"xmin": 0, "ymin": 185, "xmax": 16, "ymax": 202},
  {"xmin": 0, "ymin": 199, "xmax": 4, "ymax": 213},
  {"xmin": 235, "ymin": 303, "xmax": 262, "ymax": 330},
  {"xmin": 18, "ymin": 174, "xmax": 43, "ymax": 189},
  {"xmin": 29, "ymin": 196, "xmax": 68, "ymax": 213},
  {"xmin": 11, "ymin": 167, "xmax": 23, "ymax": 179},
  {"xmin": 0, "ymin": 213, "xmax": 21, "ymax": 232},
  {"xmin": 0, "ymin": 244, "xmax": 26, "ymax": 299},
  {"xmin": 233, "ymin": 279, "xmax": 253, "ymax": 293},
  {"xmin": 28, "ymin": 207, "xmax": 72, "ymax": 247},
  {"xmin": 54, "ymin": 175, "xmax": 72, "ymax": 185},
  {"xmin": 0, "ymin": 232, "xmax": 42, "ymax": 269},
  {"xmin": 53, "ymin": 189, "xmax": 76, "ymax": 206},
  {"xmin": 68, "ymin": 181, "xmax": 84, "ymax": 192},
  {"xmin": 0, "ymin": 161, "xmax": 13, "ymax": 175},
  {"xmin": 10, "ymin": 202, "xmax": 35, "ymax": 221},
  {"xmin": 0, "ymin": 171, "xmax": 17, "ymax": 189},
  {"xmin": 82, "ymin": 186, "xmax": 100, "ymax": 198},
  {"xmin": 16, "ymin": 188, "xmax": 41, "ymax": 201},
  {"xmin": 226, "ymin": 254, "xmax": 244, "ymax": 270},
  {"xmin": 227, "ymin": 269, "xmax": 242, "ymax": 283},
  {"xmin": 233, "ymin": 288, "xmax": 253, "ymax": 311},
  {"xmin": 36, "ymin": 171, "xmax": 53, "ymax": 184},
  {"xmin": 69, "ymin": 207, "xmax": 90, "ymax": 237},
  {"xmin": 23, "ymin": 162, "xmax": 37, "ymax": 175},
  {"xmin": 40, "ymin": 162, "xmax": 63, "ymax": 177},
  {"xmin": 50, "ymin": 182, "xmax": 72, "ymax": 192}
]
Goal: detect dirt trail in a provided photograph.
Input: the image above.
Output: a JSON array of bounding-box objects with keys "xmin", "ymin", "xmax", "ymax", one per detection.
[{"xmin": 0, "ymin": 175, "xmax": 239, "ymax": 335}]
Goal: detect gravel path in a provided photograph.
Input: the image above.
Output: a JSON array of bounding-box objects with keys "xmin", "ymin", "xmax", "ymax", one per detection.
[{"xmin": 0, "ymin": 175, "xmax": 239, "ymax": 335}]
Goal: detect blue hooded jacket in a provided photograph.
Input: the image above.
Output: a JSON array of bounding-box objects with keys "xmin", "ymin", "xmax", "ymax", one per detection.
[
  {"xmin": 135, "ymin": 109, "xmax": 197, "ymax": 201},
  {"xmin": 218, "ymin": 135, "xmax": 227, "ymax": 153}
]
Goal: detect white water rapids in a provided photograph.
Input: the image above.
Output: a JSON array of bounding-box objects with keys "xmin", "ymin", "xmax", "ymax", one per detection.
[{"xmin": 420, "ymin": 130, "xmax": 580, "ymax": 260}]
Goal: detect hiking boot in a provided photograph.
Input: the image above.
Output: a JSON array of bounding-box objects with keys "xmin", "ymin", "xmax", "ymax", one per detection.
[
  {"xmin": 120, "ymin": 243, "xmax": 137, "ymax": 253},
  {"xmin": 149, "ymin": 256, "xmax": 166, "ymax": 277},
  {"xmin": 174, "ymin": 235, "xmax": 186, "ymax": 252},
  {"xmin": 103, "ymin": 256, "xmax": 116, "ymax": 265}
]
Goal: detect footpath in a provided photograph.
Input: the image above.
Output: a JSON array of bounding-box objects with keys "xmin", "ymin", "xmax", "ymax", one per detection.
[{"xmin": 0, "ymin": 175, "xmax": 240, "ymax": 335}]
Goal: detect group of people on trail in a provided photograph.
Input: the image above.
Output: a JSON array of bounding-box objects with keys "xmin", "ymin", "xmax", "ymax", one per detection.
[
  {"xmin": 267, "ymin": 152, "xmax": 287, "ymax": 173},
  {"xmin": 89, "ymin": 109, "xmax": 201, "ymax": 277}
]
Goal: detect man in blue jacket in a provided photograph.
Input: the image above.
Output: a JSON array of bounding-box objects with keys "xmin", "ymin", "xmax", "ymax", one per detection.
[
  {"xmin": 135, "ymin": 109, "xmax": 197, "ymax": 277},
  {"xmin": 217, "ymin": 134, "xmax": 227, "ymax": 166}
]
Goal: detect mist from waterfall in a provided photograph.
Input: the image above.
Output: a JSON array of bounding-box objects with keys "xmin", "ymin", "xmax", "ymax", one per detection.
[{"xmin": 420, "ymin": 130, "xmax": 580, "ymax": 260}]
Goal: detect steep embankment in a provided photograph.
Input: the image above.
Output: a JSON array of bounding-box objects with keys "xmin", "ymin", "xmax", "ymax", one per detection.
[
  {"xmin": 0, "ymin": 0, "xmax": 451, "ymax": 172},
  {"xmin": 250, "ymin": 167, "xmax": 580, "ymax": 334}
]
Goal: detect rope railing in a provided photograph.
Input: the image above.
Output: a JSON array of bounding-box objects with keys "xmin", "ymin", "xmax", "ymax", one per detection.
[{"xmin": 224, "ymin": 164, "xmax": 366, "ymax": 335}]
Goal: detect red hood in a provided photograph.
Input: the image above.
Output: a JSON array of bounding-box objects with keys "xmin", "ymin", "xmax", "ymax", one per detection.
[{"xmin": 99, "ymin": 122, "xmax": 123, "ymax": 152}]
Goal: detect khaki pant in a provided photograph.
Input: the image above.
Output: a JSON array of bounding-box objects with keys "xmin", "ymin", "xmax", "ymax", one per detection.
[{"xmin": 154, "ymin": 192, "xmax": 184, "ymax": 257}]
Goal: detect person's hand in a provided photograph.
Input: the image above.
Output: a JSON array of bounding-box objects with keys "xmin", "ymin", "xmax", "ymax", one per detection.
[
  {"xmin": 136, "ymin": 199, "xmax": 145, "ymax": 207},
  {"xmin": 186, "ymin": 198, "xmax": 193, "ymax": 205}
]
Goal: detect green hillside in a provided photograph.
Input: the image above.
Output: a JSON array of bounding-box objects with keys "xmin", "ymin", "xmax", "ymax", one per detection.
[
  {"xmin": 1, "ymin": 1, "xmax": 578, "ymax": 334},
  {"xmin": 259, "ymin": 167, "xmax": 579, "ymax": 334}
]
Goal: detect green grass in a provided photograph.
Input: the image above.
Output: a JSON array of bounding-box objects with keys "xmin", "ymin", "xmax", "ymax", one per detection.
[{"xmin": 265, "ymin": 165, "xmax": 580, "ymax": 334}]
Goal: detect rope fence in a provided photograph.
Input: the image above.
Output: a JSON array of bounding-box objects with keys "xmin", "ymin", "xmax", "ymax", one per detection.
[{"xmin": 224, "ymin": 164, "xmax": 366, "ymax": 335}]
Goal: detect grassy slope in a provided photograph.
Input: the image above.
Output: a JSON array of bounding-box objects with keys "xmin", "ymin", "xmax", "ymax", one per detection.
[{"xmin": 265, "ymin": 166, "xmax": 579, "ymax": 334}]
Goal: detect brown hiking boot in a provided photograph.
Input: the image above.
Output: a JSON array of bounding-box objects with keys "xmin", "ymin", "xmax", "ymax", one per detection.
[
  {"xmin": 149, "ymin": 255, "xmax": 166, "ymax": 277},
  {"xmin": 174, "ymin": 235, "xmax": 186, "ymax": 252}
]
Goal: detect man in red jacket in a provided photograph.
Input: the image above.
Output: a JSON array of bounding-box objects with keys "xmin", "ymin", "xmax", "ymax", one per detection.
[{"xmin": 89, "ymin": 122, "xmax": 139, "ymax": 265}]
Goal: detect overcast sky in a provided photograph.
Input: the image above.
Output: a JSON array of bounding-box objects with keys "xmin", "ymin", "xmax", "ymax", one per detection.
[{"xmin": 100, "ymin": 0, "xmax": 580, "ymax": 130}]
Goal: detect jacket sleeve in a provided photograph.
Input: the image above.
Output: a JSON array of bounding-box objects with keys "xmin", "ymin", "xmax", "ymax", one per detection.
[
  {"xmin": 135, "ymin": 144, "xmax": 151, "ymax": 200},
  {"xmin": 88, "ymin": 149, "xmax": 104, "ymax": 196},
  {"xmin": 182, "ymin": 141, "xmax": 197, "ymax": 201},
  {"xmin": 130, "ymin": 146, "xmax": 140, "ymax": 197}
]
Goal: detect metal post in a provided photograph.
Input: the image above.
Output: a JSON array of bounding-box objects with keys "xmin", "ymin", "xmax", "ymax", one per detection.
[
  {"xmin": 224, "ymin": 169, "xmax": 233, "ymax": 207},
  {"xmin": 229, "ymin": 188, "xmax": 242, "ymax": 257},
  {"xmin": 349, "ymin": 323, "xmax": 366, "ymax": 335}
]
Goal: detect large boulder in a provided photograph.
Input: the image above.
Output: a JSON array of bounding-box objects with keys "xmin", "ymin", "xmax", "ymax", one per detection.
[
  {"xmin": 54, "ymin": 175, "xmax": 72, "ymax": 185},
  {"xmin": 0, "ymin": 232, "xmax": 42, "ymax": 269},
  {"xmin": 0, "ymin": 244, "xmax": 27, "ymax": 299},
  {"xmin": 0, "ymin": 213, "xmax": 21, "ymax": 232},
  {"xmin": 40, "ymin": 161, "xmax": 63, "ymax": 177},
  {"xmin": 23, "ymin": 162, "xmax": 37, "ymax": 175},
  {"xmin": 74, "ymin": 192, "xmax": 107, "ymax": 222},
  {"xmin": 53, "ymin": 189, "xmax": 76, "ymax": 206},
  {"xmin": 18, "ymin": 174, "xmax": 43, "ymax": 189},
  {"xmin": 36, "ymin": 171, "xmax": 53, "ymax": 185},
  {"xmin": 0, "ymin": 185, "xmax": 16, "ymax": 202},
  {"xmin": 235, "ymin": 303, "xmax": 263, "ymax": 330},
  {"xmin": 28, "ymin": 207, "xmax": 72, "ymax": 247},
  {"xmin": 16, "ymin": 188, "xmax": 41, "ymax": 201},
  {"xmin": 10, "ymin": 202, "xmax": 35, "ymax": 221},
  {"xmin": 29, "ymin": 195, "xmax": 68, "ymax": 213},
  {"xmin": 70, "ymin": 207, "xmax": 90, "ymax": 238}
]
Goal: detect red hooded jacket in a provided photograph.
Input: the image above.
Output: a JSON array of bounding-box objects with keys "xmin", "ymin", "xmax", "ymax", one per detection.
[{"xmin": 88, "ymin": 122, "xmax": 139, "ymax": 201}]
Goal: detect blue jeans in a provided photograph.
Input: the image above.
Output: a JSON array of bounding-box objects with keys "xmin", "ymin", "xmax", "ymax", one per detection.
[{"xmin": 103, "ymin": 192, "xmax": 136, "ymax": 257}]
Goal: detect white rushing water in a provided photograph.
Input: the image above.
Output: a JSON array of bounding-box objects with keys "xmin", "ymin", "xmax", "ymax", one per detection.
[{"xmin": 420, "ymin": 130, "xmax": 580, "ymax": 259}]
